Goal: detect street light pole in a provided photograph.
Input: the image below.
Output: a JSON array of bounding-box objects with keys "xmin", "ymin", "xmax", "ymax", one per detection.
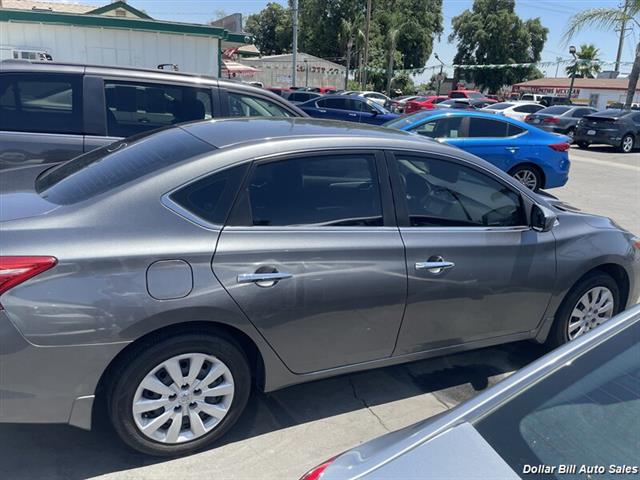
[
  {"xmin": 567, "ymin": 45, "xmax": 577, "ymax": 104},
  {"xmin": 362, "ymin": 0, "xmax": 372, "ymax": 89},
  {"xmin": 434, "ymin": 53, "xmax": 445, "ymax": 96},
  {"xmin": 291, "ymin": 0, "xmax": 298, "ymax": 88}
]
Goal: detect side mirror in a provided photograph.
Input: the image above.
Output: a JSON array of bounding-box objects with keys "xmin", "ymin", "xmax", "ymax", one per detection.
[{"xmin": 531, "ymin": 204, "xmax": 557, "ymax": 232}]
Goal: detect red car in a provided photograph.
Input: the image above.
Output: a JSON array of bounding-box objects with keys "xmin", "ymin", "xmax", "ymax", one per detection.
[
  {"xmin": 404, "ymin": 95, "xmax": 448, "ymax": 113},
  {"xmin": 310, "ymin": 86, "xmax": 337, "ymax": 94},
  {"xmin": 449, "ymin": 89, "xmax": 498, "ymax": 103}
]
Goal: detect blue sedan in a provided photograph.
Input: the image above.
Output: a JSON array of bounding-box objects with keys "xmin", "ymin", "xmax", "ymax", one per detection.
[
  {"xmin": 298, "ymin": 95, "xmax": 400, "ymax": 125},
  {"xmin": 385, "ymin": 110, "xmax": 571, "ymax": 190}
]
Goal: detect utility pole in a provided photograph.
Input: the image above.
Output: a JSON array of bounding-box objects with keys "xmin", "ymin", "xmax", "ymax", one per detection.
[
  {"xmin": 568, "ymin": 46, "xmax": 577, "ymax": 103},
  {"xmin": 614, "ymin": 0, "xmax": 629, "ymax": 74},
  {"xmin": 292, "ymin": 0, "xmax": 298, "ymax": 87},
  {"xmin": 362, "ymin": 0, "xmax": 372, "ymax": 89}
]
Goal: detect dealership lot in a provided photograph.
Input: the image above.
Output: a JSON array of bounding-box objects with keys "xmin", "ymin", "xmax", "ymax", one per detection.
[{"xmin": 0, "ymin": 147, "xmax": 638, "ymax": 480}]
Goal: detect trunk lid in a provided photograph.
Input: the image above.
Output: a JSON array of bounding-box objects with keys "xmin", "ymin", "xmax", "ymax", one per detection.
[{"xmin": 0, "ymin": 164, "xmax": 60, "ymax": 222}]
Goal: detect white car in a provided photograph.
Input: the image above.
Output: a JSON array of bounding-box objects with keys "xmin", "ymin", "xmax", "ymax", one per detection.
[
  {"xmin": 355, "ymin": 91, "xmax": 391, "ymax": 106},
  {"xmin": 482, "ymin": 101, "xmax": 546, "ymax": 122}
]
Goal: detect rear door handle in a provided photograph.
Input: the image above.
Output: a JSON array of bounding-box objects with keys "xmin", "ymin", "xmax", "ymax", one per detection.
[
  {"xmin": 348, "ymin": 113, "xmax": 357, "ymax": 117},
  {"xmin": 237, "ymin": 272, "xmax": 292, "ymax": 286},
  {"xmin": 415, "ymin": 260, "xmax": 455, "ymax": 275},
  {"xmin": 505, "ymin": 146, "xmax": 519, "ymax": 152}
]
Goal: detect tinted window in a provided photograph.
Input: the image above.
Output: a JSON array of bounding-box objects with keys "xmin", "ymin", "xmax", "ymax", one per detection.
[
  {"xmin": 170, "ymin": 164, "xmax": 248, "ymax": 225},
  {"xmin": 449, "ymin": 92, "xmax": 465, "ymax": 98},
  {"xmin": 318, "ymin": 97, "xmax": 347, "ymax": 109},
  {"xmin": 396, "ymin": 155, "xmax": 525, "ymax": 227},
  {"xmin": 542, "ymin": 106, "xmax": 572, "ymax": 115},
  {"xmin": 413, "ymin": 117, "xmax": 464, "ymax": 138},
  {"xmin": 508, "ymin": 124, "xmax": 525, "ymax": 136},
  {"xmin": 105, "ymin": 81, "xmax": 213, "ymax": 137},
  {"xmin": 36, "ymin": 128, "xmax": 213, "ymax": 204},
  {"xmin": 239, "ymin": 155, "xmax": 383, "ymax": 227},
  {"xmin": 227, "ymin": 92, "xmax": 292, "ymax": 117},
  {"xmin": 476, "ymin": 320, "xmax": 640, "ymax": 479},
  {"xmin": 485, "ymin": 103, "xmax": 512, "ymax": 111},
  {"xmin": 513, "ymin": 104, "xmax": 543, "ymax": 113},
  {"xmin": 572, "ymin": 108, "xmax": 595, "ymax": 118},
  {"xmin": 0, "ymin": 73, "xmax": 82, "ymax": 134},
  {"xmin": 468, "ymin": 118, "xmax": 509, "ymax": 137}
]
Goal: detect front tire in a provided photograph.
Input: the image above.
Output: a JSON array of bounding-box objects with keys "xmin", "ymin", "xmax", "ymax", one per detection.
[
  {"xmin": 619, "ymin": 134, "xmax": 635, "ymax": 153},
  {"xmin": 509, "ymin": 165, "xmax": 542, "ymax": 191},
  {"xmin": 107, "ymin": 332, "xmax": 251, "ymax": 456},
  {"xmin": 546, "ymin": 273, "xmax": 620, "ymax": 349}
]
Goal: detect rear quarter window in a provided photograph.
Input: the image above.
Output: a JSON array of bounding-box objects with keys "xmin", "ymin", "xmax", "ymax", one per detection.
[{"xmin": 36, "ymin": 128, "xmax": 213, "ymax": 205}]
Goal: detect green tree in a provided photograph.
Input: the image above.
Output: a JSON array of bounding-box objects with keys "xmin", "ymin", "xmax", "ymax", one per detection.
[
  {"xmin": 564, "ymin": 1, "xmax": 640, "ymax": 109},
  {"xmin": 449, "ymin": 0, "xmax": 548, "ymax": 93},
  {"xmin": 565, "ymin": 44, "xmax": 601, "ymax": 78},
  {"xmin": 244, "ymin": 3, "xmax": 292, "ymax": 55}
]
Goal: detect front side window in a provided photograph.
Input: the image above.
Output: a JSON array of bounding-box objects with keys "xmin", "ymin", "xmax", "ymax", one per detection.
[
  {"xmin": 468, "ymin": 118, "xmax": 509, "ymax": 137},
  {"xmin": 396, "ymin": 154, "xmax": 525, "ymax": 227},
  {"xmin": 412, "ymin": 116, "xmax": 464, "ymax": 139},
  {"xmin": 227, "ymin": 92, "xmax": 292, "ymax": 117},
  {"xmin": 236, "ymin": 154, "xmax": 383, "ymax": 227},
  {"xmin": 104, "ymin": 80, "xmax": 213, "ymax": 137},
  {"xmin": 0, "ymin": 73, "xmax": 82, "ymax": 134}
]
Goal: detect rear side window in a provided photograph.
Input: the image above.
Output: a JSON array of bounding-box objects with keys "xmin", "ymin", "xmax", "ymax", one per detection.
[
  {"xmin": 508, "ymin": 124, "xmax": 525, "ymax": 136},
  {"xmin": 104, "ymin": 80, "xmax": 213, "ymax": 137},
  {"xmin": 513, "ymin": 104, "xmax": 543, "ymax": 113},
  {"xmin": 542, "ymin": 106, "xmax": 571, "ymax": 115},
  {"xmin": 233, "ymin": 154, "xmax": 383, "ymax": 227},
  {"xmin": 170, "ymin": 164, "xmax": 248, "ymax": 225},
  {"xmin": 0, "ymin": 73, "xmax": 82, "ymax": 134},
  {"xmin": 468, "ymin": 118, "xmax": 509, "ymax": 137},
  {"xmin": 36, "ymin": 128, "xmax": 213, "ymax": 204},
  {"xmin": 318, "ymin": 97, "xmax": 347, "ymax": 109},
  {"xmin": 227, "ymin": 92, "xmax": 292, "ymax": 117}
]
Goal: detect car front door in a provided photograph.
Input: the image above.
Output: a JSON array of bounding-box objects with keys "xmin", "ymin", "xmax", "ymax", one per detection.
[
  {"xmin": 387, "ymin": 151, "xmax": 556, "ymax": 355},
  {"xmin": 0, "ymin": 72, "xmax": 84, "ymax": 169},
  {"xmin": 212, "ymin": 151, "xmax": 407, "ymax": 374},
  {"xmin": 314, "ymin": 98, "xmax": 355, "ymax": 121}
]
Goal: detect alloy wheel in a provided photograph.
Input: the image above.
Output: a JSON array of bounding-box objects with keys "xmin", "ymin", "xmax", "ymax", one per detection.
[
  {"xmin": 132, "ymin": 353, "xmax": 235, "ymax": 444},
  {"xmin": 567, "ymin": 286, "xmax": 615, "ymax": 340},
  {"xmin": 621, "ymin": 135, "xmax": 634, "ymax": 153},
  {"xmin": 512, "ymin": 169, "xmax": 538, "ymax": 190}
]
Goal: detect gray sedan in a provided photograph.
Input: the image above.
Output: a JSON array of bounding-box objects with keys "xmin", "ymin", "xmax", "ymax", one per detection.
[
  {"xmin": 304, "ymin": 303, "xmax": 640, "ymax": 480},
  {"xmin": 0, "ymin": 118, "xmax": 638, "ymax": 456}
]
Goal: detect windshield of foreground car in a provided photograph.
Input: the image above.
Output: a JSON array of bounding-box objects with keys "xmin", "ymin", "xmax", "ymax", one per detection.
[
  {"xmin": 475, "ymin": 318, "xmax": 640, "ymax": 479},
  {"xmin": 36, "ymin": 127, "xmax": 214, "ymax": 205}
]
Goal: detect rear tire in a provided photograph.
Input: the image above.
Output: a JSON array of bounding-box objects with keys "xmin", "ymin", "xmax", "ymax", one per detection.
[
  {"xmin": 509, "ymin": 165, "xmax": 542, "ymax": 191},
  {"xmin": 546, "ymin": 273, "xmax": 620, "ymax": 349},
  {"xmin": 577, "ymin": 141, "xmax": 589, "ymax": 149},
  {"xmin": 619, "ymin": 134, "xmax": 634, "ymax": 153},
  {"xmin": 107, "ymin": 332, "xmax": 251, "ymax": 456}
]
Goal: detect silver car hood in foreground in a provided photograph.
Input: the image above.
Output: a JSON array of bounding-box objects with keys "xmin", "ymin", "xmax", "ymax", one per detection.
[{"xmin": 322, "ymin": 304, "xmax": 640, "ymax": 480}]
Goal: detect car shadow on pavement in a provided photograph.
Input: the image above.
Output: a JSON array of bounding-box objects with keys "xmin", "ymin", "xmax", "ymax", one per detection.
[{"xmin": 0, "ymin": 340, "xmax": 547, "ymax": 480}]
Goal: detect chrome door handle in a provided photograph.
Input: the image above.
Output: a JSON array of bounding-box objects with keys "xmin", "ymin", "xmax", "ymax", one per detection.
[
  {"xmin": 415, "ymin": 260, "xmax": 455, "ymax": 274},
  {"xmin": 348, "ymin": 113, "xmax": 357, "ymax": 116},
  {"xmin": 237, "ymin": 272, "xmax": 292, "ymax": 286},
  {"xmin": 505, "ymin": 146, "xmax": 519, "ymax": 152}
]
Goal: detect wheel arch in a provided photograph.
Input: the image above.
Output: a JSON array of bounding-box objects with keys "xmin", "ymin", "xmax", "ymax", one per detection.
[{"xmin": 508, "ymin": 161, "xmax": 546, "ymax": 189}]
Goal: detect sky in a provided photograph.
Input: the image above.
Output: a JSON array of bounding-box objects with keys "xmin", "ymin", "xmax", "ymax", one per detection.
[{"xmin": 71, "ymin": 0, "xmax": 635, "ymax": 77}]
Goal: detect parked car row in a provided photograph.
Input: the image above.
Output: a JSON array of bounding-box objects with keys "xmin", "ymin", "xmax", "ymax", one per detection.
[{"xmin": 1, "ymin": 60, "xmax": 639, "ymax": 462}]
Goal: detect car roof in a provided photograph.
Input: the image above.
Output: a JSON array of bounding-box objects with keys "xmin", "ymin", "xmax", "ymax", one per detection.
[{"xmin": 181, "ymin": 117, "xmax": 421, "ymax": 149}]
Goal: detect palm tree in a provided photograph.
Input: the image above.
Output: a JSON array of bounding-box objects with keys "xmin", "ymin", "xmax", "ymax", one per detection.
[
  {"xmin": 565, "ymin": 44, "xmax": 601, "ymax": 78},
  {"xmin": 385, "ymin": 27, "xmax": 401, "ymax": 96},
  {"xmin": 564, "ymin": 1, "xmax": 640, "ymax": 109},
  {"xmin": 340, "ymin": 14, "xmax": 364, "ymax": 90}
]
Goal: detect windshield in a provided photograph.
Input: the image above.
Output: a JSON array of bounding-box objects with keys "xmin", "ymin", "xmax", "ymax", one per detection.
[
  {"xmin": 36, "ymin": 127, "xmax": 213, "ymax": 205},
  {"xmin": 467, "ymin": 92, "xmax": 484, "ymax": 99},
  {"xmin": 475, "ymin": 318, "xmax": 640, "ymax": 479},
  {"xmin": 485, "ymin": 103, "xmax": 512, "ymax": 110},
  {"xmin": 541, "ymin": 106, "xmax": 571, "ymax": 115}
]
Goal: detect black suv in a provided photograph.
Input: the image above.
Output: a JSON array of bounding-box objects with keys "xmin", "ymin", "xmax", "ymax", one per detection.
[
  {"xmin": 575, "ymin": 109, "xmax": 640, "ymax": 153},
  {"xmin": 0, "ymin": 60, "xmax": 305, "ymax": 170}
]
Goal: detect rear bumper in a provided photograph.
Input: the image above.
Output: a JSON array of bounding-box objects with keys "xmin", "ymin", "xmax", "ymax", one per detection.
[
  {"xmin": 540, "ymin": 153, "xmax": 570, "ymax": 189},
  {"xmin": 0, "ymin": 312, "xmax": 126, "ymax": 429},
  {"xmin": 575, "ymin": 127, "xmax": 623, "ymax": 146}
]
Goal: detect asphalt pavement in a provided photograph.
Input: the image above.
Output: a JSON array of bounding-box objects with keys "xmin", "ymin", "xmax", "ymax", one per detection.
[{"xmin": 0, "ymin": 146, "xmax": 638, "ymax": 480}]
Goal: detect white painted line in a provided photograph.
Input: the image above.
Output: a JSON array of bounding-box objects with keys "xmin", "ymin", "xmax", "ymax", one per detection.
[{"xmin": 570, "ymin": 154, "xmax": 640, "ymax": 172}]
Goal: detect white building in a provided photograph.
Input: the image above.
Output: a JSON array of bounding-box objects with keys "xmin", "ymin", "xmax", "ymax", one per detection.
[
  {"xmin": 512, "ymin": 77, "xmax": 640, "ymax": 110},
  {"xmin": 0, "ymin": 1, "xmax": 252, "ymax": 76},
  {"xmin": 244, "ymin": 53, "xmax": 346, "ymax": 88}
]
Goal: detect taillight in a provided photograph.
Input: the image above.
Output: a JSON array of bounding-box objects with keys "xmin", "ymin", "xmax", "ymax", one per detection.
[
  {"xmin": 299, "ymin": 457, "xmax": 337, "ymax": 480},
  {"xmin": 0, "ymin": 256, "xmax": 57, "ymax": 302},
  {"xmin": 549, "ymin": 142, "xmax": 570, "ymax": 152},
  {"xmin": 543, "ymin": 116, "xmax": 560, "ymax": 123}
]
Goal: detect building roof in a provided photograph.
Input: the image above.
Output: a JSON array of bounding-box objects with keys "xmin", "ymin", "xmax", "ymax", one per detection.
[
  {"xmin": 0, "ymin": 0, "xmax": 94, "ymax": 14},
  {"xmin": 246, "ymin": 52, "xmax": 344, "ymax": 70},
  {"xmin": 85, "ymin": 1, "xmax": 151, "ymax": 19},
  {"xmin": 514, "ymin": 77, "xmax": 639, "ymax": 91}
]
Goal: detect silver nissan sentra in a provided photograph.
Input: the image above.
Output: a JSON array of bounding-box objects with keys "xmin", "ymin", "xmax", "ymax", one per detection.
[{"xmin": 0, "ymin": 118, "xmax": 638, "ymax": 456}]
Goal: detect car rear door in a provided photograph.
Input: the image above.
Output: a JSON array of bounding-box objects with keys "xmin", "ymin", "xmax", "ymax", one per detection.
[
  {"xmin": 457, "ymin": 117, "xmax": 522, "ymax": 172},
  {"xmin": 313, "ymin": 97, "xmax": 353, "ymax": 121},
  {"xmin": 212, "ymin": 150, "xmax": 407, "ymax": 374},
  {"xmin": 0, "ymin": 72, "xmax": 84, "ymax": 169},
  {"xmin": 386, "ymin": 151, "xmax": 556, "ymax": 355}
]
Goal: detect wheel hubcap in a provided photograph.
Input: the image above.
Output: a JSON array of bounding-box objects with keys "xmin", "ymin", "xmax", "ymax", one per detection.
[
  {"xmin": 513, "ymin": 169, "xmax": 537, "ymax": 190},
  {"xmin": 623, "ymin": 136, "xmax": 633, "ymax": 152},
  {"xmin": 567, "ymin": 286, "xmax": 615, "ymax": 340},
  {"xmin": 132, "ymin": 353, "xmax": 235, "ymax": 444}
]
